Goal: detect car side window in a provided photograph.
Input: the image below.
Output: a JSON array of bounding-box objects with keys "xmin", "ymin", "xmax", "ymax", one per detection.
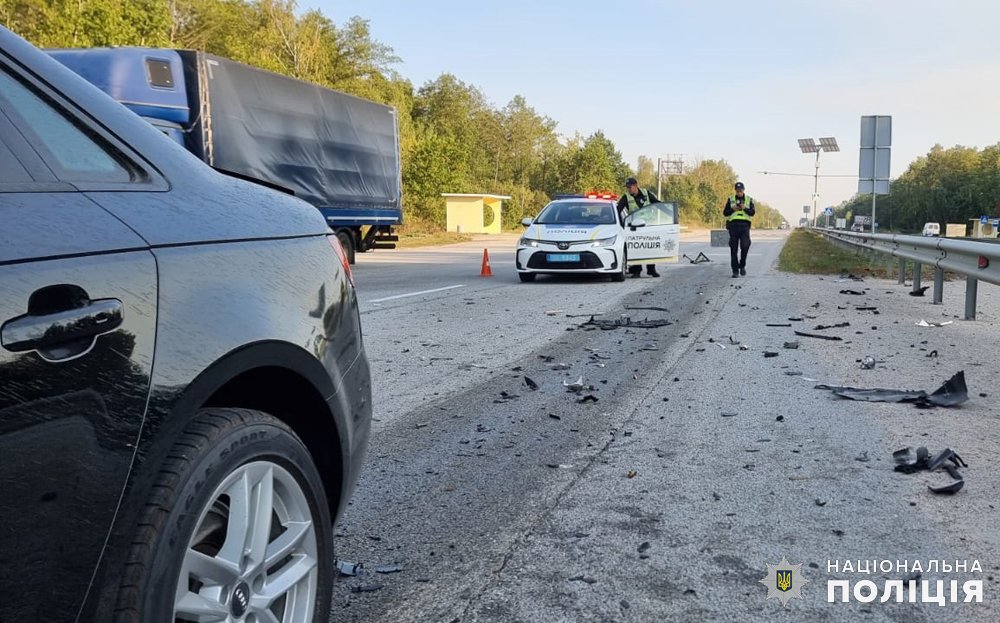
[
  {"xmin": 626, "ymin": 202, "xmax": 676, "ymax": 226},
  {"xmin": 0, "ymin": 69, "xmax": 132, "ymax": 184},
  {"xmin": 0, "ymin": 134, "xmax": 33, "ymax": 183}
]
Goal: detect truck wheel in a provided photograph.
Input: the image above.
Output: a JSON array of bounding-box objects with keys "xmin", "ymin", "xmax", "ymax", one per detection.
[
  {"xmin": 114, "ymin": 409, "xmax": 333, "ymax": 623},
  {"xmin": 336, "ymin": 230, "xmax": 356, "ymax": 265}
]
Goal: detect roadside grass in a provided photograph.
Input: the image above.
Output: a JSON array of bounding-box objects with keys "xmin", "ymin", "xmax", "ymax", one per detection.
[
  {"xmin": 778, "ymin": 229, "xmax": 889, "ymax": 276},
  {"xmin": 395, "ymin": 230, "xmax": 473, "ymax": 248},
  {"xmin": 777, "ymin": 229, "xmax": 943, "ymax": 280}
]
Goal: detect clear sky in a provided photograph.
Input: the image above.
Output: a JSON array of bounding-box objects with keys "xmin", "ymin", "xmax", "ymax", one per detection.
[{"xmin": 304, "ymin": 0, "xmax": 1000, "ymax": 224}]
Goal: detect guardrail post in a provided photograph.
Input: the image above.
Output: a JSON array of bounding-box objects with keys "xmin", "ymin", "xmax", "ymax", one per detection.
[
  {"xmin": 912, "ymin": 262, "xmax": 922, "ymax": 294},
  {"xmin": 965, "ymin": 277, "xmax": 978, "ymax": 320},
  {"xmin": 933, "ymin": 268, "xmax": 944, "ymax": 304},
  {"xmin": 897, "ymin": 258, "xmax": 906, "ymax": 284}
]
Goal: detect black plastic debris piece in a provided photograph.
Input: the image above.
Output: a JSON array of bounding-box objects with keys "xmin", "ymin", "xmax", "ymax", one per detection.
[
  {"xmin": 855, "ymin": 451, "xmax": 870, "ymax": 463},
  {"xmin": 794, "ymin": 330, "xmax": 843, "ymax": 341},
  {"xmin": 721, "ymin": 412, "xmax": 737, "ymax": 417},
  {"xmin": 910, "ymin": 286, "xmax": 930, "ymax": 297},
  {"xmin": 840, "ymin": 289, "xmax": 866, "ymax": 295},
  {"xmin": 775, "ymin": 415, "xmax": 785, "ymax": 422},
  {"xmin": 350, "ymin": 584, "xmax": 384, "ymax": 593},
  {"xmin": 784, "ymin": 371, "xmax": 803, "ymax": 376},
  {"xmin": 375, "ymin": 564, "xmax": 404, "ymax": 574},
  {"xmin": 763, "ymin": 351, "xmax": 779, "ymax": 358},
  {"xmin": 926, "ymin": 350, "xmax": 938, "ymax": 358},
  {"xmin": 855, "ymin": 306, "xmax": 878, "ymax": 311},
  {"xmin": 783, "ymin": 342, "xmax": 800, "ymax": 349},
  {"xmin": 626, "ymin": 306, "xmax": 671, "ymax": 312},
  {"xmin": 577, "ymin": 395, "xmax": 599, "ymax": 404},
  {"xmin": 766, "ymin": 323, "xmax": 793, "ymax": 327},
  {"xmin": 816, "ymin": 372, "xmax": 968, "ymax": 407},
  {"xmin": 893, "ymin": 446, "xmax": 967, "ymax": 494},
  {"xmin": 788, "ymin": 317, "xmax": 804, "ymax": 322},
  {"xmin": 524, "ymin": 376, "xmax": 539, "ymax": 391},
  {"xmin": 569, "ymin": 575, "xmax": 598, "ymax": 584},
  {"xmin": 929, "ymin": 478, "xmax": 965, "ymax": 495},
  {"xmin": 582, "ymin": 316, "xmax": 673, "ymax": 330},
  {"xmin": 815, "ymin": 499, "xmax": 827, "ymax": 507},
  {"xmin": 814, "ymin": 322, "xmax": 850, "ymax": 330},
  {"xmin": 637, "ymin": 542, "xmax": 651, "ymax": 553},
  {"xmin": 548, "ymin": 413, "xmax": 561, "ymax": 420}
]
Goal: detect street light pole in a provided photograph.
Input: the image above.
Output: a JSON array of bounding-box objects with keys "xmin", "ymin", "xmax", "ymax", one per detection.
[
  {"xmin": 798, "ymin": 137, "xmax": 839, "ymax": 228},
  {"xmin": 812, "ymin": 150, "xmax": 820, "ymax": 228}
]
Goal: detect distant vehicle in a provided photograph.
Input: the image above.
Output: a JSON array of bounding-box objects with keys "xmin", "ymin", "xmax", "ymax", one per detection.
[
  {"xmin": 2, "ymin": 25, "xmax": 371, "ymax": 621},
  {"xmin": 46, "ymin": 46, "xmax": 402, "ymax": 263},
  {"xmin": 517, "ymin": 196, "xmax": 679, "ymax": 282},
  {"xmin": 778, "ymin": 222, "xmax": 790, "ymax": 230},
  {"xmin": 851, "ymin": 223, "xmax": 864, "ymax": 232},
  {"xmin": 922, "ymin": 222, "xmax": 941, "ymax": 236}
]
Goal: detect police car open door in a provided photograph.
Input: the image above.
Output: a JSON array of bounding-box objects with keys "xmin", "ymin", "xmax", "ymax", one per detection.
[{"xmin": 624, "ymin": 202, "xmax": 680, "ymax": 265}]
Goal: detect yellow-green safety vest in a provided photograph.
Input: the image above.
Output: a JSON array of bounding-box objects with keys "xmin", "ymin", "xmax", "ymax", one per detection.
[
  {"xmin": 625, "ymin": 189, "xmax": 651, "ymax": 213},
  {"xmin": 727, "ymin": 194, "xmax": 753, "ymax": 222}
]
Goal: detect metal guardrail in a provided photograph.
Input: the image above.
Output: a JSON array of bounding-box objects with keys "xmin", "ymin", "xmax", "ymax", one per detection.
[{"xmin": 816, "ymin": 228, "xmax": 1000, "ymax": 320}]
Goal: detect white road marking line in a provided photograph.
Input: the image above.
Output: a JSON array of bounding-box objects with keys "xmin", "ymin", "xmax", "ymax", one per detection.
[{"xmin": 367, "ymin": 284, "xmax": 466, "ymax": 304}]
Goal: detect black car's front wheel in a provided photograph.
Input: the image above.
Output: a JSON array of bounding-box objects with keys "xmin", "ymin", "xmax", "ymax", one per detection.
[{"xmin": 115, "ymin": 409, "xmax": 333, "ymax": 623}]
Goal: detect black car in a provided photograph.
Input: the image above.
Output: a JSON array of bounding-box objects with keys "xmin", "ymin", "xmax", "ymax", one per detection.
[{"xmin": 0, "ymin": 26, "xmax": 372, "ymax": 622}]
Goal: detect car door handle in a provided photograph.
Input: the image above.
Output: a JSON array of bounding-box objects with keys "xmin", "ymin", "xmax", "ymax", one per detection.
[{"xmin": 1, "ymin": 298, "xmax": 124, "ymax": 355}]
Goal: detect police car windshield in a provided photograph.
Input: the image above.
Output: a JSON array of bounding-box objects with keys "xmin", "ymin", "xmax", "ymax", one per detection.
[{"xmin": 535, "ymin": 201, "xmax": 617, "ymax": 225}]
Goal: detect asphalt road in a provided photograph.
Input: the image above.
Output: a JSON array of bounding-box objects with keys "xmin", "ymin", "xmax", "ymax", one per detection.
[{"xmin": 330, "ymin": 230, "xmax": 1000, "ymax": 622}]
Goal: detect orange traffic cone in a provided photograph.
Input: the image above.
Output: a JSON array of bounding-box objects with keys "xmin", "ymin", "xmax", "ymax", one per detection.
[{"xmin": 480, "ymin": 248, "xmax": 493, "ymax": 277}]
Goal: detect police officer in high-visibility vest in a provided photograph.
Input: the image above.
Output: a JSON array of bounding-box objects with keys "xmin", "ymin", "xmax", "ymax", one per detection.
[
  {"xmin": 723, "ymin": 181, "xmax": 755, "ymax": 277},
  {"xmin": 616, "ymin": 177, "xmax": 660, "ymax": 278}
]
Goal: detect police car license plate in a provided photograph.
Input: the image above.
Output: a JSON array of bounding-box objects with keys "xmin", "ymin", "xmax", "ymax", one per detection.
[{"xmin": 548, "ymin": 253, "xmax": 580, "ymax": 263}]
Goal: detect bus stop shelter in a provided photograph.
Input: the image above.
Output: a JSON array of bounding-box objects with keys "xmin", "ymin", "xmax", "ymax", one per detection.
[{"xmin": 443, "ymin": 193, "xmax": 511, "ymax": 234}]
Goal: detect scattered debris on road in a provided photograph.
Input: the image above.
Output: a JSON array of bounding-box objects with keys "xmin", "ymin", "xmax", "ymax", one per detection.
[
  {"xmin": 564, "ymin": 377, "xmax": 585, "ymax": 392},
  {"xmin": 766, "ymin": 323, "xmax": 793, "ymax": 327},
  {"xmin": 860, "ymin": 356, "xmax": 876, "ymax": 370},
  {"xmin": 916, "ymin": 319, "xmax": 953, "ymax": 327},
  {"xmin": 582, "ymin": 315, "xmax": 674, "ymax": 330},
  {"xmin": 893, "ymin": 446, "xmax": 967, "ymax": 494},
  {"xmin": 814, "ymin": 322, "xmax": 850, "ymax": 330},
  {"xmin": 626, "ymin": 470, "xmax": 637, "ymax": 478},
  {"xmin": 350, "ymin": 584, "xmax": 384, "ymax": 593},
  {"xmin": 815, "ymin": 371, "xmax": 968, "ymax": 407},
  {"xmin": 337, "ymin": 560, "xmax": 363, "ymax": 577},
  {"xmin": 375, "ymin": 564, "xmax": 404, "ymax": 574},
  {"xmin": 794, "ymin": 330, "xmax": 844, "ymax": 341},
  {"xmin": 909, "ymin": 286, "xmax": 930, "ymax": 297},
  {"xmin": 840, "ymin": 289, "xmax": 866, "ymax": 295},
  {"xmin": 524, "ymin": 376, "xmax": 539, "ymax": 391},
  {"xmin": 577, "ymin": 395, "xmax": 599, "ymax": 404},
  {"xmin": 783, "ymin": 341, "xmax": 800, "ymax": 349},
  {"xmin": 569, "ymin": 575, "xmax": 598, "ymax": 584}
]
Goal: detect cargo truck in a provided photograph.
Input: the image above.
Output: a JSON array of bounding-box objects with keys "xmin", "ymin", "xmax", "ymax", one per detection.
[{"xmin": 48, "ymin": 47, "xmax": 402, "ymax": 262}]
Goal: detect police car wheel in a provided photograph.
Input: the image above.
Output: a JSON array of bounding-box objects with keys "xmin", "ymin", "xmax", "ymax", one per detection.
[
  {"xmin": 518, "ymin": 272, "xmax": 536, "ymax": 282},
  {"xmin": 611, "ymin": 253, "xmax": 627, "ymax": 282}
]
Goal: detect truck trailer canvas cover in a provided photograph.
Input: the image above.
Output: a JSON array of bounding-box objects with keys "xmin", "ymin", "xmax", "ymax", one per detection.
[{"xmin": 183, "ymin": 51, "xmax": 400, "ymax": 211}]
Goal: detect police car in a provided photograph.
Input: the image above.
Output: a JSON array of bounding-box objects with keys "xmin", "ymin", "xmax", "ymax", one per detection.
[{"xmin": 516, "ymin": 193, "xmax": 680, "ymax": 282}]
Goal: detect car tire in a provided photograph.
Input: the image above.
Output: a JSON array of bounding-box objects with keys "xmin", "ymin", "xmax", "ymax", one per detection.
[
  {"xmin": 114, "ymin": 408, "xmax": 333, "ymax": 623},
  {"xmin": 518, "ymin": 272, "xmax": 536, "ymax": 282},
  {"xmin": 336, "ymin": 230, "xmax": 356, "ymax": 265},
  {"xmin": 611, "ymin": 252, "xmax": 627, "ymax": 282}
]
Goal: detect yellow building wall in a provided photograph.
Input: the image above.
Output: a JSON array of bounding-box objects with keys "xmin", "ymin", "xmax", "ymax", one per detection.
[{"xmin": 445, "ymin": 196, "xmax": 503, "ymax": 234}]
